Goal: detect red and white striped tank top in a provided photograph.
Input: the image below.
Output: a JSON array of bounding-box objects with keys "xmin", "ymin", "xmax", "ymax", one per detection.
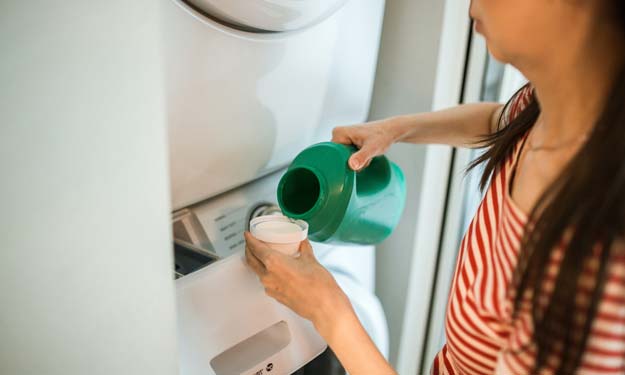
[{"xmin": 431, "ymin": 86, "xmax": 625, "ymax": 374}]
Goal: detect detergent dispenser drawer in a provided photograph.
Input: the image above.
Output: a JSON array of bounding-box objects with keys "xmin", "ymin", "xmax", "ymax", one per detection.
[
  {"xmin": 172, "ymin": 209, "xmax": 219, "ymax": 279},
  {"xmin": 173, "ymin": 239, "xmax": 218, "ymax": 279}
]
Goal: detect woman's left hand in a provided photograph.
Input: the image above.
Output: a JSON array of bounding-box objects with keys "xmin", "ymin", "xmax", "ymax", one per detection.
[{"xmin": 243, "ymin": 232, "xmax": 352, "ymax": 330}]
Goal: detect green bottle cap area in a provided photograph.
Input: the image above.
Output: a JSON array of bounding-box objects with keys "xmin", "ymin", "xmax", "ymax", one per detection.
[
  {"xmin": 276, "ymin": 142, "xmax": 406, "ymax": 244},
  {"xmin": 279, "ymin": 167, "xmax": 325, "ymax": 218}
]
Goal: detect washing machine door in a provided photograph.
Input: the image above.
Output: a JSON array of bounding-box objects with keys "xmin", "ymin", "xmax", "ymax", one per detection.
[{"xmin": 184, "ymin": 0, "xmax": 348, "ymax": 32}]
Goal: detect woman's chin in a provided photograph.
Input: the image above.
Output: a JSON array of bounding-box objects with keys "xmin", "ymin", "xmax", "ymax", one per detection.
[
  {"xmin": 485, "ymin": 44, "xmax": 510, "ymax": 65},
  {"xmin": 474, "ymin": 20, "xmax": 484, "ymax": 34}
]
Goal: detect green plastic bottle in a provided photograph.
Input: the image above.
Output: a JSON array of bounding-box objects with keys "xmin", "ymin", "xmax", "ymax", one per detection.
[{"xmin": 276, "ymin": 142, "xmax": 406, "ymax": 244}]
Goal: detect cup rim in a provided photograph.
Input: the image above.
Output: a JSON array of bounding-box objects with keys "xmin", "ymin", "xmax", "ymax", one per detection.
[{"xmin": 250, "ymin": 215, "xmax": 308, "ymax": 244}]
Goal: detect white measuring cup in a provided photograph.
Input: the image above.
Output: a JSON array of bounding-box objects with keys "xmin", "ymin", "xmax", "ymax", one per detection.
[{"xmin": 249, "ymin": 215, "xmax": 308, "ymax": 256}]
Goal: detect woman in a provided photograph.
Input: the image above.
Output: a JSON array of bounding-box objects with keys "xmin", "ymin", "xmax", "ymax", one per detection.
[{"xmin": 244, "ymin": 0, "xmax": 625, "ymax": 373}]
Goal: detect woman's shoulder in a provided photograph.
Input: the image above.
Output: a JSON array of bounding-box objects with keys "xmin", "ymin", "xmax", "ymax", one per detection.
[
  {"xmin": 499, "ymin": 83, "xmax": 535, "ymax": 129},
  {"xmin": 488, "ymin": 84, "xmax": 536, "ymax": 180}
]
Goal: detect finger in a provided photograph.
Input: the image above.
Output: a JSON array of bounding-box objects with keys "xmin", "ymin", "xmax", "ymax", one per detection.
[
  {"xmin": 264, "ymin": 287, "xmax": 277, "ymax": 299},
  {"xmin": 263, "ymin": 285, "xmax": 288, "ymax": 302},
  {"xmin": 349, "ymin": 144, "xmax": 377, "ymax": 171},
  {"xmin": 263, "ymin": 287, "xmax": 288, "ymax": 306},
  {"xmin": 244, "ymin": 232, "xmax": 287, "ymax": 269},
  {"xmin": 298, "ymin": 240, "xmax": 316, "ymax": 260},
  {"xmin": 245, "ymin": 244, "xmax": 266, "ymax": 275},
  {"xmin": 243, "ymin": 231, "xmax": 274, "ymax": 263},
  {"xmin": 331, "ymin": 126, "xmax": 352, "ymax": 145}
]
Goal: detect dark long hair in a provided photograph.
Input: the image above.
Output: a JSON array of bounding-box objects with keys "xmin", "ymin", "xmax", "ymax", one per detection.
[{"xmin": 468, "ymin": 8, "xmax": 625, "ymax": 374}]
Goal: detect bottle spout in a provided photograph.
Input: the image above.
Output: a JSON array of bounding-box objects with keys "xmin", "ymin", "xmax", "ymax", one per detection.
[{"xmin": 277, "ymin": 167, "xmax": 325, "ymax": 219}]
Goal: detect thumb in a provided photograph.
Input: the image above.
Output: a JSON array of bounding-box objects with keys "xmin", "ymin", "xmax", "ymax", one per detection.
[
  {"xmin": 349, "ymin": 144, "xmax": 376, "ymax": 171},
  {"xmin": 298, "ymin": 240, "xmax": 315, "ymax": 259}
]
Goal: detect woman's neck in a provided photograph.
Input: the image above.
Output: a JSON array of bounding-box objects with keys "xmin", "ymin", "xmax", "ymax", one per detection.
[{"xmin": 522, "ymin": 26, "xmax": 625, "ymax": 145}]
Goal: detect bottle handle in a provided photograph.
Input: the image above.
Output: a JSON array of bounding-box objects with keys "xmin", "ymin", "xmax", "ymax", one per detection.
[{"xmin": 354, "ymin": 154, "xmax": 392, "ymax": 196}]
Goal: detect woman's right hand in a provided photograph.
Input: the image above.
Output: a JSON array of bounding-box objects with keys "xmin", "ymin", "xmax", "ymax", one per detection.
[{"xmin": 331, "ymin": 118, "xmax": 401, "ymax": 171}]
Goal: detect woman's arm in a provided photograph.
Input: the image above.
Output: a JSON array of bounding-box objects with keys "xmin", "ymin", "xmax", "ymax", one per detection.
[
  {"xmin": 332, "ymin": 102, "xmax": 503, "ymax": 170},
  {"xmin": 316, "ymin": 304, "xmax": 396, "ymax": 375},
  {"xmin": 243, "ymin": 232, "xmax": 396, "ymax": 375},
  {"xmin": 389, "ymin": 102, "xmax": 503, "ymax": 147}
]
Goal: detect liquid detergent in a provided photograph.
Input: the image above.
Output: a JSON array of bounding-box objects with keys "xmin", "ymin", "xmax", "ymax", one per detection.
[
  {"xmin": 250, "ymin": 215, "xmax": 308, "ymax": 256},
  {"xmin": 277, "ymin": 142, "xmax": 406, "ymax": 244}
]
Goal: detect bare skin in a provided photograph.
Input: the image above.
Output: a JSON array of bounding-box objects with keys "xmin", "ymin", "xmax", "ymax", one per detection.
[
  {"xmin": 244, "ymin": 0, "xmax": 625, "ymax": 373},
  {"xmin": 471, "ymin": 0, "xmax": 625, "ymax": 214}
]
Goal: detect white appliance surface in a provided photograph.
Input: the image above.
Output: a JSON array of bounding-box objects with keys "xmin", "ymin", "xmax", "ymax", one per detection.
[
  {"xmin": 164, "ymin": 0, "xmax": 386, "ymax": 210},
  {"xmin": 166, "ymin": 0, "xmax": 389, "ymax": 372},
  {"xmin": 2, "ymin": 2, "xmax": 178, "ymax": 374},
  {"xmin": 177, "ymin": 170, "xmax": 389, "ymax": 357},
  {"xmin": 185, "ymin": 0, "xmax": 348, "ymax": 31},
  {"xmin": 177, "ymin": 254, "xmax": 326, "ymax": 375}
]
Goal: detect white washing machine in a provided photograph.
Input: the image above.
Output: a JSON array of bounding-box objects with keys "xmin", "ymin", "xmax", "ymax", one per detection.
[{"xmin": 163, "ymin": 1, "xmax": 388, "ymax": 374}]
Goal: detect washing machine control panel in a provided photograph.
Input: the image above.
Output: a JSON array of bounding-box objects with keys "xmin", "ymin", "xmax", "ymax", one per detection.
[{"xmin": 172, "ymin": 169, "xmax": 284, "ymax": 267}]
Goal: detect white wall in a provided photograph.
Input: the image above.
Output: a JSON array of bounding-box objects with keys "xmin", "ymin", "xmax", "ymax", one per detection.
[
  {"xmin": 369, "ymin": 0, "xmax": 471, "ymax": 372},
  {"xmin": 368, "ymin": 0, "xmax": 446, "ymax": 368},
  {"xmin": 0, "ymin": 2, "xmax": 178, "ymax": 375}
]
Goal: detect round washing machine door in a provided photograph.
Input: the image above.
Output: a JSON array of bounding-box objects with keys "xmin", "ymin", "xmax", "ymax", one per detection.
[{"xmin": 184, "ymin": 0, "xmax": 348, "ymax": 32}]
